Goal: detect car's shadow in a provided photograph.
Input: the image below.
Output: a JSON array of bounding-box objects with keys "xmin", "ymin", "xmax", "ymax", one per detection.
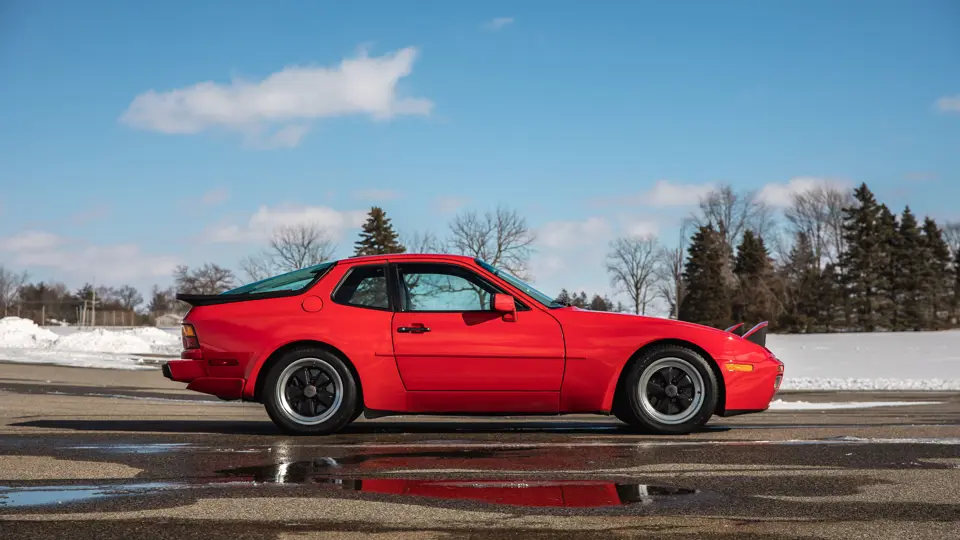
[{"xmin": 12, "ymin": 418, "xmax": 732, "ymax": 436}]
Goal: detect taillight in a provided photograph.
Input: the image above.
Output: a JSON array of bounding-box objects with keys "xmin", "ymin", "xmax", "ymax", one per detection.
[
  {"xmin": 181, "ymin": 323, "xmax": 200, "ymax": 349},
  {"xmin": 774, "ymin": 362, "xmax": 784, "ymax": 391}
]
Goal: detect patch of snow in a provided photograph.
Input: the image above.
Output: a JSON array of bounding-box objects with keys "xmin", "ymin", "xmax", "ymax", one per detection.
[
  {"xmin": 0, "ymin": 317, "xmax": 179, "ymax": 370},
  {"xmin": 768, "ymin": 399, "xmax": 940, "ymax": 410}
]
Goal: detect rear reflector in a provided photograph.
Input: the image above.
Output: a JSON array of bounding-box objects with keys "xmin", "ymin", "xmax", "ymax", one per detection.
[{"xmin": 208, "ymin": 358, "xmax": 238, "ymax": 367}]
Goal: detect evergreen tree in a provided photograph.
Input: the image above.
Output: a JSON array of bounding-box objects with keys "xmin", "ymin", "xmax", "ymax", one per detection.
[
  {"xmin": 780, "ymin": 232, "xmax": 821, "ymax": 332},
  {"xmin": 353, "ymin": 207, "xmax": 406, "ymax": 256},
  {"xmin": 679, "ymin": 225, "xmax": 732, "ymax": 328},
  {"xmin": 818, "ymin": 263, "xmax": 843, "ymax": 332},
  {"xmin": 954, "ymin": 249, "xmax": 960, "ymax": 326},
  {"xmin": 892, "ymin": 207, "xmax": 922, "ymax": 330},
  {"xmin": 920, "ymin": 217, "xmax": 952, "ymax": 329},
  {"xmin": 588, "ymin": 294, "xmax": 615, "ymax": 312},
  {"xmin": 839, "ymin": 183, "xmax": 885, "ymax": 331},
  {"xmin": 732, "ymin": 231, "xmax": 779, "ymax": 326},
  {"xmin": 876, "ymin": 204, "xmax": 899, "ymax": 329}
]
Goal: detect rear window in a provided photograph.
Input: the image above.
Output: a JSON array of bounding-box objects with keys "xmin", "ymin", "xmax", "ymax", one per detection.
[{"xmin": 223, "ymin": 262, "xmax": 335, "ymax": 296}]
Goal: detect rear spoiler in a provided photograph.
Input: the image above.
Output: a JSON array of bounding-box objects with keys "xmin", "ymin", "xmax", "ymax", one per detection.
[
  {"xmin": 175, "ymin": 293, "xmax": 250, "ymax": 307},
  {"xmin": 726, "ymin": 321, "xmax": 768, "ymax": 347}
]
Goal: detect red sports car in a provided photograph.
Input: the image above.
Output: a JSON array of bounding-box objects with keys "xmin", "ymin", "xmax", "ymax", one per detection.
[{"xmin": 165, "ymin": 254, "xmax": 783, "ymax": 435}]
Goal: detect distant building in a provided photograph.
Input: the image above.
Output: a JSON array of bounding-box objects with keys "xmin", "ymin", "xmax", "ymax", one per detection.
[{"xmin": 154, "ymin": 313, "xmax": 182, "ymax": 327}]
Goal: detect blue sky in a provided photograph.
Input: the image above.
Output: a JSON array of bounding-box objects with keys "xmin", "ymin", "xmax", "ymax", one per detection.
[{"xmin": 1, "ymin": 0, "xmax": 958, "ymax": 305}]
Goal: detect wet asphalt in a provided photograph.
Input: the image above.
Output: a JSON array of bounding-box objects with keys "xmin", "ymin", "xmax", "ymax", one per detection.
[{"xmin": 1, "ymin": 365, "xmax": 959, "ymax": 539}]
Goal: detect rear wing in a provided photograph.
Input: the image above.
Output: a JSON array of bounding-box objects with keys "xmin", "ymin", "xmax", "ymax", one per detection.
[{"xmin": 726, "ymin": 321, "xmax": 768, "ymax": 347}]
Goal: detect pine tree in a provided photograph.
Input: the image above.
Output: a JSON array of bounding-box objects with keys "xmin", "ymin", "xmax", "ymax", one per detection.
[
  {"xmin": 679, "ymin": 225, "xmax": 732, "ymax": 328},
  {"xmin": 780, "ymin": 232, "xmax": 820, "ymax": 332},
  {"xmin": 353, "ymin": 207, "xmax": 406, "ymax": 256},
  {"xmin": 875, "ymin": 204, "xmax": 899, "ymax": 330},
  {"xmin": 920, "ymin": 217, "xmax": 952, "ymax": 329},
  {"xmin": 588, "ymin": 294, "xmax": 615, "ymax": 312},
  {"xmin": 732, "ymin": 231, "xmax": 778, "ymax": 327},
  {"xmin": 892, "ymin": 207, "xmax": 922, "ymax": 330},
  {"xmin": 839, "ymin": 183, "xmax": 885, "ymax": 331}
]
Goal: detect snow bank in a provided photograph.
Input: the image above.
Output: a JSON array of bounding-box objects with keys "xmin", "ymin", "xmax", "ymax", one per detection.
[
  {"xmin": 0, "ymin": 317, "xmax": 180, "ymax": 369},
  {"xmin": 768, "ymin": 399, "xmax": 941, "ymax": 410},
  {"xmin": 768, "ymin": 331, "xmax": 960, "ymax": 391}
]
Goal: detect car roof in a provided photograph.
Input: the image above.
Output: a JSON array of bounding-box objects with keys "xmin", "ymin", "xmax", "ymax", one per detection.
[{"xmin": 338, "ymin": 253, "xmax": 477, "ymax": 265}]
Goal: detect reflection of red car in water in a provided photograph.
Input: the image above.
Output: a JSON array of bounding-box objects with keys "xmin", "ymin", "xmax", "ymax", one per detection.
[
  {"xmin": 216, "ymin": 459, "xmax": 696, "ymax": 508},
  {"xmin": 164, "ymin": 254, "xmax": 783, "ymax": 435}
]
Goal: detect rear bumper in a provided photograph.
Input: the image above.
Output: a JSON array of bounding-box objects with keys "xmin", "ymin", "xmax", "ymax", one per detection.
[{"xmin": 162, "ymin": 359, "xmax": 245, "ymax": 401}]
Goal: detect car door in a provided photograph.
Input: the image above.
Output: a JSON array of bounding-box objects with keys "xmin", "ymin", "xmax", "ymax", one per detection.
[{"xmin": 391, "ymin": 262, "xmax": 565, "ymax": 392}]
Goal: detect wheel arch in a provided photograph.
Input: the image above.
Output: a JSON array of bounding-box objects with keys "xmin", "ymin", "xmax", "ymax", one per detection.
[
  {"xmin": 252, "ymin": 340, "xmax": 364, "ymax": 409},
  {"xmin": 610, "ymin": 338, "xmax": 726, "ymax": 416}
]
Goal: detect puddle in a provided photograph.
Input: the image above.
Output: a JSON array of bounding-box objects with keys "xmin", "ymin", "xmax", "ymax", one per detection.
[
  {"xmin": 214, "ymin": 459, "xmax": 698, "ymax": 507},
  {"xmin": 0, "ymin": 483, "xmax": 173, "ymax": 507}
]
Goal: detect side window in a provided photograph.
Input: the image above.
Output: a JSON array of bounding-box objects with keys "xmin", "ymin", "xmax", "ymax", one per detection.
[
  {"xmin": 332, "ymin": 265, "xmax": 390, "ymax": 310},
  {"xmin": 397, "ymin": 264, "xmax": 499, "ymax": 312}
]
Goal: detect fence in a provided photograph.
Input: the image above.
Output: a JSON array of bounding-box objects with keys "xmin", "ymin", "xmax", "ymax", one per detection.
[{"xmin": 3, "ymin": 304, "xmax": 141, "ymax": 327}]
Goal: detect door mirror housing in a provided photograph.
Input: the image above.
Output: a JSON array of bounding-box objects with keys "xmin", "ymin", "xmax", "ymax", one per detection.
[{"xmin": 491, "ymin": 293, "xmax": 517, "ymax": 322}]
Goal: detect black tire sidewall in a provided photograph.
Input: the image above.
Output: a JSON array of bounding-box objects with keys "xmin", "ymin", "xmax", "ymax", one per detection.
[
  {"xmin": 623, "ymin": 346, "xmax": 717, "ymax": 434},
  {"xmin": 262, "ymin": 348, "xmax": 358, "ymax": 435}
]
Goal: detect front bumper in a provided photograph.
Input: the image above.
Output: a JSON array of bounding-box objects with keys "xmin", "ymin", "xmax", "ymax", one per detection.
[
  {"xmin": 717, "ymin": 353, "xmax": 783, "ymax": 416},
  {"xmin": 162, "ymin": 359, "xmax": 245, "ymax": 401}
]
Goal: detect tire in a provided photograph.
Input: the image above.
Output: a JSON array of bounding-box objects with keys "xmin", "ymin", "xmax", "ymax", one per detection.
[
  {"xmin": 614, "ymin": 345, "xmax": 717, "ymax": 435},
  {"xmin": 262, "ymin": 347, "xmax": 358, "ymax": 435}
]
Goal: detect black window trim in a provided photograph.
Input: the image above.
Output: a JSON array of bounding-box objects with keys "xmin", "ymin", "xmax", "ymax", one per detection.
[
  {"xmin": 330, "ymin": 263, "xmax": 393, "ymax": 312},
  {"xmin": 389, "ymin": 261, "xmax": 531, "ymax": 314}
]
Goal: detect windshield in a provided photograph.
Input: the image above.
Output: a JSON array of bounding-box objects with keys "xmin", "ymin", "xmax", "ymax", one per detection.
[
  {"xmin": 223, "ymin": 262, "xmax": 335, "ymax": 295},
  {"xmin": 474, "ymin": 259, "xmax": 565, "ymax": 308}
]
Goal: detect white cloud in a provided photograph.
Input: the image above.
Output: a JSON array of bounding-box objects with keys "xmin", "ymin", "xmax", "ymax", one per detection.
[
  {"xmin": 0, "ymin": 231, "xmax": 178, "ymax": 282},
  {"xmin": 645, "ymin": 180, "xmax": 716, "ymax": 207},
  {"xmin": 624, "ymin": 219, "xmax": 659, "ymax": 238},
  {"xmin": 354, "ymin": 189, "xmax": 399, "ymax": 202},
  {"xmin": 0, "ymin": 231, "xmax": 62, "ymax": 251},
  {"xmin": 538, "ymin": 217, "xmax": 611, "ymax": 249},
  {"xmin": 935, "ymin": 95, "xmax": 960, "ymax": 113},
  {"xmin": 199, "ymin": 187, "xmax": 230, "ymax": 206},
  {"xmin": 206, "ymin": 204, "xmax": 366, "ymax": 243},
  {"xmin": 120, "ymin": 46, "xmax": 433, "ymax": 147},
  {"xmin": 758, "ymin": 177, "xmax": 848, "ymax": 208},
  {"xmin": 484, "ymin": 17, "xmax": 514, "ymax": 30},
  {"xmin": 434, "ymin": 196, "xmax": 468, "ymax": 214}
]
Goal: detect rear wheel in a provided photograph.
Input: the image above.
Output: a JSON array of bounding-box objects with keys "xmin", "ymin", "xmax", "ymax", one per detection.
[
  {"xmin": 262, "ymin": 348, "xmax": 357, "ymax": 435},
  {"xmin": 614, "ymin": 345, "xmax": 717, "ymax": 435}
]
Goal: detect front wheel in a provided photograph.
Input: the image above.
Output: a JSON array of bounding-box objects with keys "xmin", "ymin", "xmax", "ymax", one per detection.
[
  {"xmin": 262, "ymin": 348, "xmax": 358, "ymax": 435},
  {"xmin": 614, "ymin": 345, "xmax": 718, "ymax": 435}
]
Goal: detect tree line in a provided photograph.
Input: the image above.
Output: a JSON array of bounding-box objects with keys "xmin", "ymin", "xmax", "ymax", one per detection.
[{"xmin": 3, "ymin": 184, "xmax": 958, "ymax": 331}]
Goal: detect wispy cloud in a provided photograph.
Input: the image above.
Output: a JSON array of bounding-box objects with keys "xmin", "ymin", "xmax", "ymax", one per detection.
[
  {"xmin": 71, "ymin": 205, "xmax": 110, "ymax": 225},
  {"xmin": 538, "ymin": 217, "xmax": 610, "ymax": 248},
  {"xmin": 935, "ymin": 94, "xmax": 960, "ymax": 113},
  {"xmin": 354, "ymin": 189, "xmax": 399, "ymax": 202},
  {"xmin": 204, "ymin": 204, "xmax": 366, "ymax": 243},
  {"xmin": 434, "ymin": 196, "xmax": 468, "ymax": 214},
  {"xmin": 0, "ymin": 231, "xmax": 178, "ymax": 282},
  {"xmin": 483, "ymin": 17, "xmax": 515, "ymax": 31},
  {"xmin": 199, "ymin": 187, "xmax": 230, "ymax": 206},
  {"xmin": 120, "ymin": 46, "xmax": 433, "ymax": 148},
  {"xmin": 757, "ymin": 177, "xmax": 849, "ymax": 207},
  {"xmin": 591, "ymin": 180, "xmax": 715, "ymax": 208}
]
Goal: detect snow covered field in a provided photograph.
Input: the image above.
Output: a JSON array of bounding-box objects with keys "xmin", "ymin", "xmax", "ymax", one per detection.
[{"xmin": 0, "ymin": 316, "xmax": 958, "ymax": 391}]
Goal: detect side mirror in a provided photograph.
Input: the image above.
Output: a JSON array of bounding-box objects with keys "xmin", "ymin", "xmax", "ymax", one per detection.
[{"xmin": 491, "ymin": 293, "xmax": 517, "ymax": 322}]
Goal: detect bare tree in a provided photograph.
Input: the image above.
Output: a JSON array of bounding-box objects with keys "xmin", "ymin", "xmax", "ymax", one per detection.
[
  {"xmin": 944, "ymin": 221, "xmax": 960, "ymax": 259},
  {"xmin": 606, "ymin": 235, "xmax": 660, "ymax": 315},
  {"xmin": 694, "ymin": 184, "xmax": 773, "ymax": 254},
  {"xmin": 403, "ymin": 230, "xmax": 444, "ymax": 254},
  {"xmin": 115, "ymin": 285, "xmax": 143, "ymax": 311},
  {"xmin": 240, "ymin": 223, "xmax": 336, "ymax": 282},
  {"xmin": 784, "ymin": 185, "xmax": 852, "ymax": 269},
  {"xmin": 449, "ymin": 206, "xmax": 535, "ymax": 278},
  {"xmin": 654, "ymin": 224, "xmax": 689, "ymax": 319},
  {"xmin": 271, "ymin": 224, "xmax": 334, "ymax": 271},
  {"xmin": 174, "ymin": 263, "xmax": 236, "ymax": 295},
  {"xmin": 0, "ymin": 265, "xmax": 28, "ymax": 316}
]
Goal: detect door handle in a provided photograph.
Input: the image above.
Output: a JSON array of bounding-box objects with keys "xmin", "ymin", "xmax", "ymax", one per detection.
[{"xmin": 397, "ymin": 326, "xmax": 430, "ymax": 334}]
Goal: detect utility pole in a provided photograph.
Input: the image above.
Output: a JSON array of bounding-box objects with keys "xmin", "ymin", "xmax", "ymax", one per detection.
[{"xmin": 91, "ymin": 276, "xmax": 96, "ymax": 327}]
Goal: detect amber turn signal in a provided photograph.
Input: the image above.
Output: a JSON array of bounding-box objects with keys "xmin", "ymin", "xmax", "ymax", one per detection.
[{"xmin": 724, "ymin": 363, "xmax": 754, "ymax": 372}]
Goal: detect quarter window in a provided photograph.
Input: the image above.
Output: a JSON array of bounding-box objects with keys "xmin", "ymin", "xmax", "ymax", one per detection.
[{"xmin": 332, "ymin": 265, "xmax": 390, "ymax": 310}]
